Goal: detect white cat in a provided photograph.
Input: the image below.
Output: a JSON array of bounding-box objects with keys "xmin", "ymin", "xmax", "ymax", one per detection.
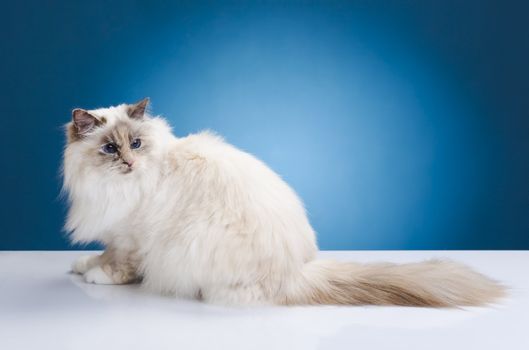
[{"xmin": 63, "ymin": 98, "xmax": 505, "ymax": 306}]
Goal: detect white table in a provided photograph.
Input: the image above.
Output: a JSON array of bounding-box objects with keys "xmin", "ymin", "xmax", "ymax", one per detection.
[{"xmin": 1, "ymin": 251, "xmax": 527, "ymax": 350}]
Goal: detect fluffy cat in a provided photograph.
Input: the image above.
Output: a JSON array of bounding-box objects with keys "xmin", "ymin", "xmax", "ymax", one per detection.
[{"xmin": 63, "ymin": 98, "xmax": 505, "ymax": 306}]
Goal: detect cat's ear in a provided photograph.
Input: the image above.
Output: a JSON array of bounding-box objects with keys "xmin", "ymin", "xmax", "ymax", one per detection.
[
  {"xmin": 72, "ymin": 109, "xmax": 100, "ymax": 136},
  {"xmin": 128, "ymin": 98, "xmax": 150, "ymax": 120}
]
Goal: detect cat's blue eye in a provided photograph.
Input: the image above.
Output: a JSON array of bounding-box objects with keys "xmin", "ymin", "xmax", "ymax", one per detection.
[
  {"xmin": 102, "ymin": 143, "xmax": 118, "ymax": 154},
  {"xmin": 130, "ymin": 138, "xmax": 142, "ymax": 149}
]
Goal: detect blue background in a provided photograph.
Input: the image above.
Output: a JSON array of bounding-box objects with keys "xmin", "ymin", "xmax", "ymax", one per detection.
[{"xmin": 1, "ymin": 1, "xmax": 528, "ymax": 250}]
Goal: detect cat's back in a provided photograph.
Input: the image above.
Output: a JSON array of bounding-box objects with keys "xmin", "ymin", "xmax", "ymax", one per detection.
[
  {"xmin": 166, "ymin": 130, "xmax": 310, "ymax": 223},
  {"xmin": 170, "ymin": 130, "xmax": 280, "ymax": 187}
]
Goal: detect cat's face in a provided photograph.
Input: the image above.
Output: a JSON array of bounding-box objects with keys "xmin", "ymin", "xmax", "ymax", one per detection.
[{"xmin": 65, "ymin": 98, "xmax": 158, "ymax": 175}]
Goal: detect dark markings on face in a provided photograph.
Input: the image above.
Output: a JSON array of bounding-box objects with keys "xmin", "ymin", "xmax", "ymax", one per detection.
[{"xmin": 96, "ymin": 121, "xmax": 149, "ymax": 172}]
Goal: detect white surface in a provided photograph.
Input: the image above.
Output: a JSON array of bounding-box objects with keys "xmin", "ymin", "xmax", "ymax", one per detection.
[{"xmin": 0, "ymin": 251, "xmax": 527, "ymax": 350}]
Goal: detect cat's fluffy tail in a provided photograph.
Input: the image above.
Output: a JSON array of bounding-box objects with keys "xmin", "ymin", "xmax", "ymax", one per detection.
[{"xmin": 283, "ymin": 259, "xmax": 505, "ymax": 307}]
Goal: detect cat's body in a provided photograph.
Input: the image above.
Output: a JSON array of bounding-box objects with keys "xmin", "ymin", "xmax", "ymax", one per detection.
[{"xmin": 63, "ymin": 99, "xmax": 505, "ymax": 306}]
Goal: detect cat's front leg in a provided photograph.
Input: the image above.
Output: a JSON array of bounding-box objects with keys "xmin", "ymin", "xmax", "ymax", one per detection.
[
  {"xmin": 83, "ymin": 265, "xmax": 138, "ymax": 284},
  {"xmin": 84, "ymin": 263, "xmax": 139, "ymax": 285},
  {"xmin": 80, "ymin": 248, "xmax": 140, "ymax": 285},
  {"xmin": 71, "ymin": 254, "xmax": 100, "ymax": 274},
  {"xmin": 83, "ymin": 265, "xmax": 115, "ymax": 284}
]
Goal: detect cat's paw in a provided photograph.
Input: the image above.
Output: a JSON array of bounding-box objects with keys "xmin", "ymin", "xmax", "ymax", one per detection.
[
  {"xmin": 71, "ymin": 255, "xmax": 98, "ymax": 274},
  {"xmin": 84, "ymin": 266, "xmax": 115, "ymax": 285}
]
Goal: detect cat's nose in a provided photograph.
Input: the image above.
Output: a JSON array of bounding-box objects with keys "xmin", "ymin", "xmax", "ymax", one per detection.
[{"xmin": 123, "ymin": 160, "xmax": 134, "ymax": 168}]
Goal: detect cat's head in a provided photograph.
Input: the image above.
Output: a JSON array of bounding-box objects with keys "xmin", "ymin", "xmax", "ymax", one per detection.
[{"xmin": 64, "ymin": 98, "xmax": 171, "ymax": 177}]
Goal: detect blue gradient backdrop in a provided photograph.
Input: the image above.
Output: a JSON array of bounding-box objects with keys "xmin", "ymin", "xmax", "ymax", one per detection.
[{"xmin": 1, "ymin": 1, "xmax": 528, "ymax": 250}]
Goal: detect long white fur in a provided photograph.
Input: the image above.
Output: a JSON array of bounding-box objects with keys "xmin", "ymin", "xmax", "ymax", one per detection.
[{"xmin": 63, "ymin": 102, "xmax": 505, "ymax": 306}]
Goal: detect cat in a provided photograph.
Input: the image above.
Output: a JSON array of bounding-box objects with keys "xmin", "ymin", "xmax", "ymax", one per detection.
[{"xmin": 63, "ymin": 98, "xmax": 505, "ymax": 306}]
